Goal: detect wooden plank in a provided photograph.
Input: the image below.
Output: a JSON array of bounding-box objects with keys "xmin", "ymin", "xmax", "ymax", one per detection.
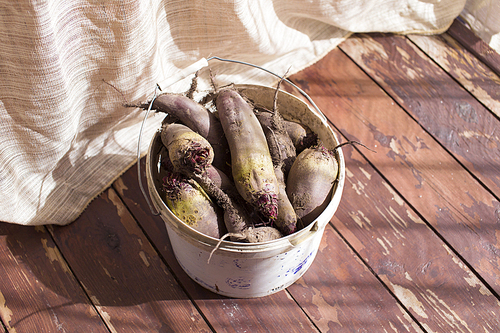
[
  {"xmin": 287, "ymin": 226, "xmax": 424, "ymax": 332},
  {"xmin": 113, "ymin": 160, "xmax": 320, "ymax": 333},
  {"xmin": 288, "ymin": 47, "xmax": 500, "ymax": 300},
  {"xmin": 0, "ymin": 223, "xmax": 108, "ymax": 333},
  {"xmin": 48, "ymin": 188, "xmax": 212, "ymax": 333},
  {"xmin": 328, "ymin": 144, "xmax": 500, "ymax": 331},
  {"xmin": 447, "ymin": 19, "xmax": 500, "ymax": 78},
  {"xmin": 408, "ymin": 33, "xmax": 500, "ymax": 118},
  {"xmin": 339, "ymin": 33, "xmax": 500, "ymax": 199}
]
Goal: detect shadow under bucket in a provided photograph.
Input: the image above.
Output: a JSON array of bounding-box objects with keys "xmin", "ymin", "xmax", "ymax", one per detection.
[{"xmin": 145, "ymin": 84, "xmax": 345, "ymax": 298}]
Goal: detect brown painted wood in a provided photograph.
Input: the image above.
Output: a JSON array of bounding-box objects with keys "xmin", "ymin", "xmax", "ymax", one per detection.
[
  {"xmin": 114, "ymin": 160, "xmax": 320, "ymax": 333},
  {"xmin": 329, "ymin": 144, "xmax": 500, "ymax": 331},
  {"xmin": 49, "ymin": 188, "xmax": 212, "ymax": 333},
  {"xmin": 0, "ymin": 223, "xmax": 108, "ymax": 333},
  {"xmin": 287, "ymin": 226, "xmax": 423, "ymax": 332},
  {"xmin": 447, "ymin": 19, "xmax": 500, "ymax": 78},
  {"xmin": 339, "ymin": 33, "xmax": 500, "ymax": 200},
  {"xmin": 408, "ymin": 33, "xmax": 500, "ymax": 118},
  {"xmin": 288, "ymin": 47, "xmax": 500, "ymax": 299}
]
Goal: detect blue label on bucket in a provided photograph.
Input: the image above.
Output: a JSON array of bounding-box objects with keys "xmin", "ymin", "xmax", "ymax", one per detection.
[
  {"xmin": 287, "ymin": 251, "xmax": 313, "ymax": 276},
  {"xmin": 226, "ymin": 277, "xmax": 251, "ymax": 289}
]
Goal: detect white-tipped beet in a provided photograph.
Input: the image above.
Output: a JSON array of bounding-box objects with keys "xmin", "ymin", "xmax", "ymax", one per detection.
[
  {"xmin": 140, "ymin": 93, "xmax": 231, "ymax": 174},
  {"xmin": 162, "ymin": 170, "xmax": 226, "ymax": 239},
  {"xmin": 161, "ymin": 122, "xmax": 214, "ymax": 175},
  {"xmin": 215, "ymin": 88, "xmax": 279, "ymax": 222},
  {"xmin": 286, "ymin": 143, "xmax": 339, "ymax": 227}
]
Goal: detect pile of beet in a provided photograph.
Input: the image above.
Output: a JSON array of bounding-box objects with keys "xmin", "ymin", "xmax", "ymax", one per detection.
[{"xmin": 141, "ymin": 74, "xmax": 340, "ymax": 243}]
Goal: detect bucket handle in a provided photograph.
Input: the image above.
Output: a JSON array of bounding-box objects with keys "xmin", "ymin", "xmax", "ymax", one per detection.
[
  {"xmin": 137, "ymin": 56, "xmax": 330, "ymax": 216},
  {"xmin": 206, "ymin": 56, "xmax": 329, "ymax": 123},
  {"xmin": 137, "ymin": 84, "xmax": 161, "ymax": 216}
]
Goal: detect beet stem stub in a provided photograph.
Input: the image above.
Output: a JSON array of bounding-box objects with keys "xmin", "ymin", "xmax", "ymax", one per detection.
[
  {"xmin": 255, "ymin": 187, "xmax": 279, "ymax": 221},
  {"xmin": 183, "ymin": 142, "xmax": 212, "ymax": 173}
]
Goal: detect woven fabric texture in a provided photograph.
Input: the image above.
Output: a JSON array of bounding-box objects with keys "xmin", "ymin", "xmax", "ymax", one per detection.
[{"xmin": 0, "ymin": 0, "xmax": 466, "ymax": 225}]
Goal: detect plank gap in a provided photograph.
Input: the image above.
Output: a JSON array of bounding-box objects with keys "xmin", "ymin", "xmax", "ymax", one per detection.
[
  {"xmin": 448, "ymin": 18, "xmax": 500, "ymax": 78},
  {"xmin": 44, "ymin": 224, "xmax": 113, "ymax": 333},
  {"xmin": 337, "ymin": 40, "xmax": 500, "ymax": 205},
  {"xmin": 406, "ymin": 33, "xmax": 500, "ymax": 123},
  {"xmin": 328, "ymin": 221, "xmax": 429, "ymax": 333},
  {"xmin": 316, "ymin": 46, "xmax": 500, "ymax": 304},
  {"xmin": 283, "ymin": 290, "xmax": 321, "ymax": 333}
]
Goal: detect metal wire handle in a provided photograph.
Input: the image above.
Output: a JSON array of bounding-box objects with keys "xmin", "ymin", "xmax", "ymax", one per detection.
[
  {"xmin": 137, "ymin": 56, "xmax": 329, "ymax": 216},
  {"xmin": 137, "ymin": 84, "xmax": 161, "ymax": 216},
  {"xmin": 206, "ymin": 56, "xmax": 328, "ymax": 123}
]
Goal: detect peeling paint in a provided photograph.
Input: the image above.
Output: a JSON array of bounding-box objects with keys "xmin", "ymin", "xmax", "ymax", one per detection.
[
  {"xmin": 389, "ymin": 137, "xmax": 401, "ymax": 155},
  {"xmin": 357, "ymin": 37, "xmax": 389, "ymax": 60},
  {"xmin": 0, "ymin": 290, "xmax": 16, "ymax": 333},
  {"xmin": 406, "ymin": 209, "xmax": 425, "ymax": 225},
  {"xmin": 349, "ymin": 210, "xmax": 372, "ymax": 229},
  {"xmin": 348, "ymin": 176, "xmax": 368, "ymax": 198},
  {"xmin": 382, "ymin": 236, "xmax": 393, "ymax": 248},
  {"xmin": 424, "ymin": 289, "xmax": 473, "ymax": 333},
  {"xmin": 395, "ymin": 45, "xmax": 412, "ymax": 62},
  {"xmin": 346, "ymin": 168, "xmax": 354, "ymax": 179},
  {"xmin": 382, "ymin": 182, "xmax": 404, "ymax": 206},
  {"xmin": 444, "ymin": 244, "xmax": 493, "ymax": 296},
  {"xmin": 35, "ymin": 225, "xmax": 45, "ymax": 233},
  {"xmin": 101, "ymin": 265, "xmax": 114, "ymax": 281},
  {"xmin": 375, "ymin": 206, "xmax": 406, "ymax": 239},
  {"xmin": 48, "ymin": 306, "xmax": 65, "ymax": 332},
  {"xmin": 459, "ymin": 130, "xmax": 496, "ymax": 140},
  {"xmin": 98, "ymin": 308, "xmax": 118, "ymax": 333},
  {"xmin": 81, "ymin": 284, "xmax": 119, "ymax": 333},
  {"xmin": 377, "ymin": 238, "xmax": 390, "ymax": 255},
  {"xmin": 390, "ymin": 283, "xmax": 428, "ymax": 319},
  {"xmin": 107, "ymin": 189, "xmax": 142, "ymax": 239},
  {"xmin": 139, "ymin": 251, "xmax": 150, "ymax": 267},
  {"xmin": 408, "ymin": 34, "xmax": 500, "ymax": 117},
  {"xmin": 395, "ymin": 303, "xmax": 425, "ymax": 332},
  {"xmin": 358, "ymin": 166, "xmax": 371, "ymax": 180},
  {"xmin": 113, "ymin": 177, "xmax": 128, "ymax": 196},
  {"xmin": 309, "ymin": 286, "xmax": 343, "ymax": 330},
  {"xmin": 464, "ymin": 275, "xmax": 492, "ymax": 296},
  {"xmin": 41, "ymin": 238, "xmax": 71, "ymax": 274},
  {"xmin": 388, "ymin": 206, "xmax": 408, "ymax": 228}
]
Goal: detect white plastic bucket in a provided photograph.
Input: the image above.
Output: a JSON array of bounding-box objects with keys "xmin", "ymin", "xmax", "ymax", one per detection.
[{"xmin": 146, "ymin": 84, "xmax": 345, "ymax": 298}]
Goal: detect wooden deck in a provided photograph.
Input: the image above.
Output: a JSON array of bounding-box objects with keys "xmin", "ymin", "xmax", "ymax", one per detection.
[{"xmin": 2, "ymin": 19, "xmax": 500, "ymax": 332}]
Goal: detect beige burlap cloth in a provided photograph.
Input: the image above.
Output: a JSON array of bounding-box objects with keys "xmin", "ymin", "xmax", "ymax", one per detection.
[{"xmin": 0, "ymin": 0, "xmax": 468, "ymax": 225}]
